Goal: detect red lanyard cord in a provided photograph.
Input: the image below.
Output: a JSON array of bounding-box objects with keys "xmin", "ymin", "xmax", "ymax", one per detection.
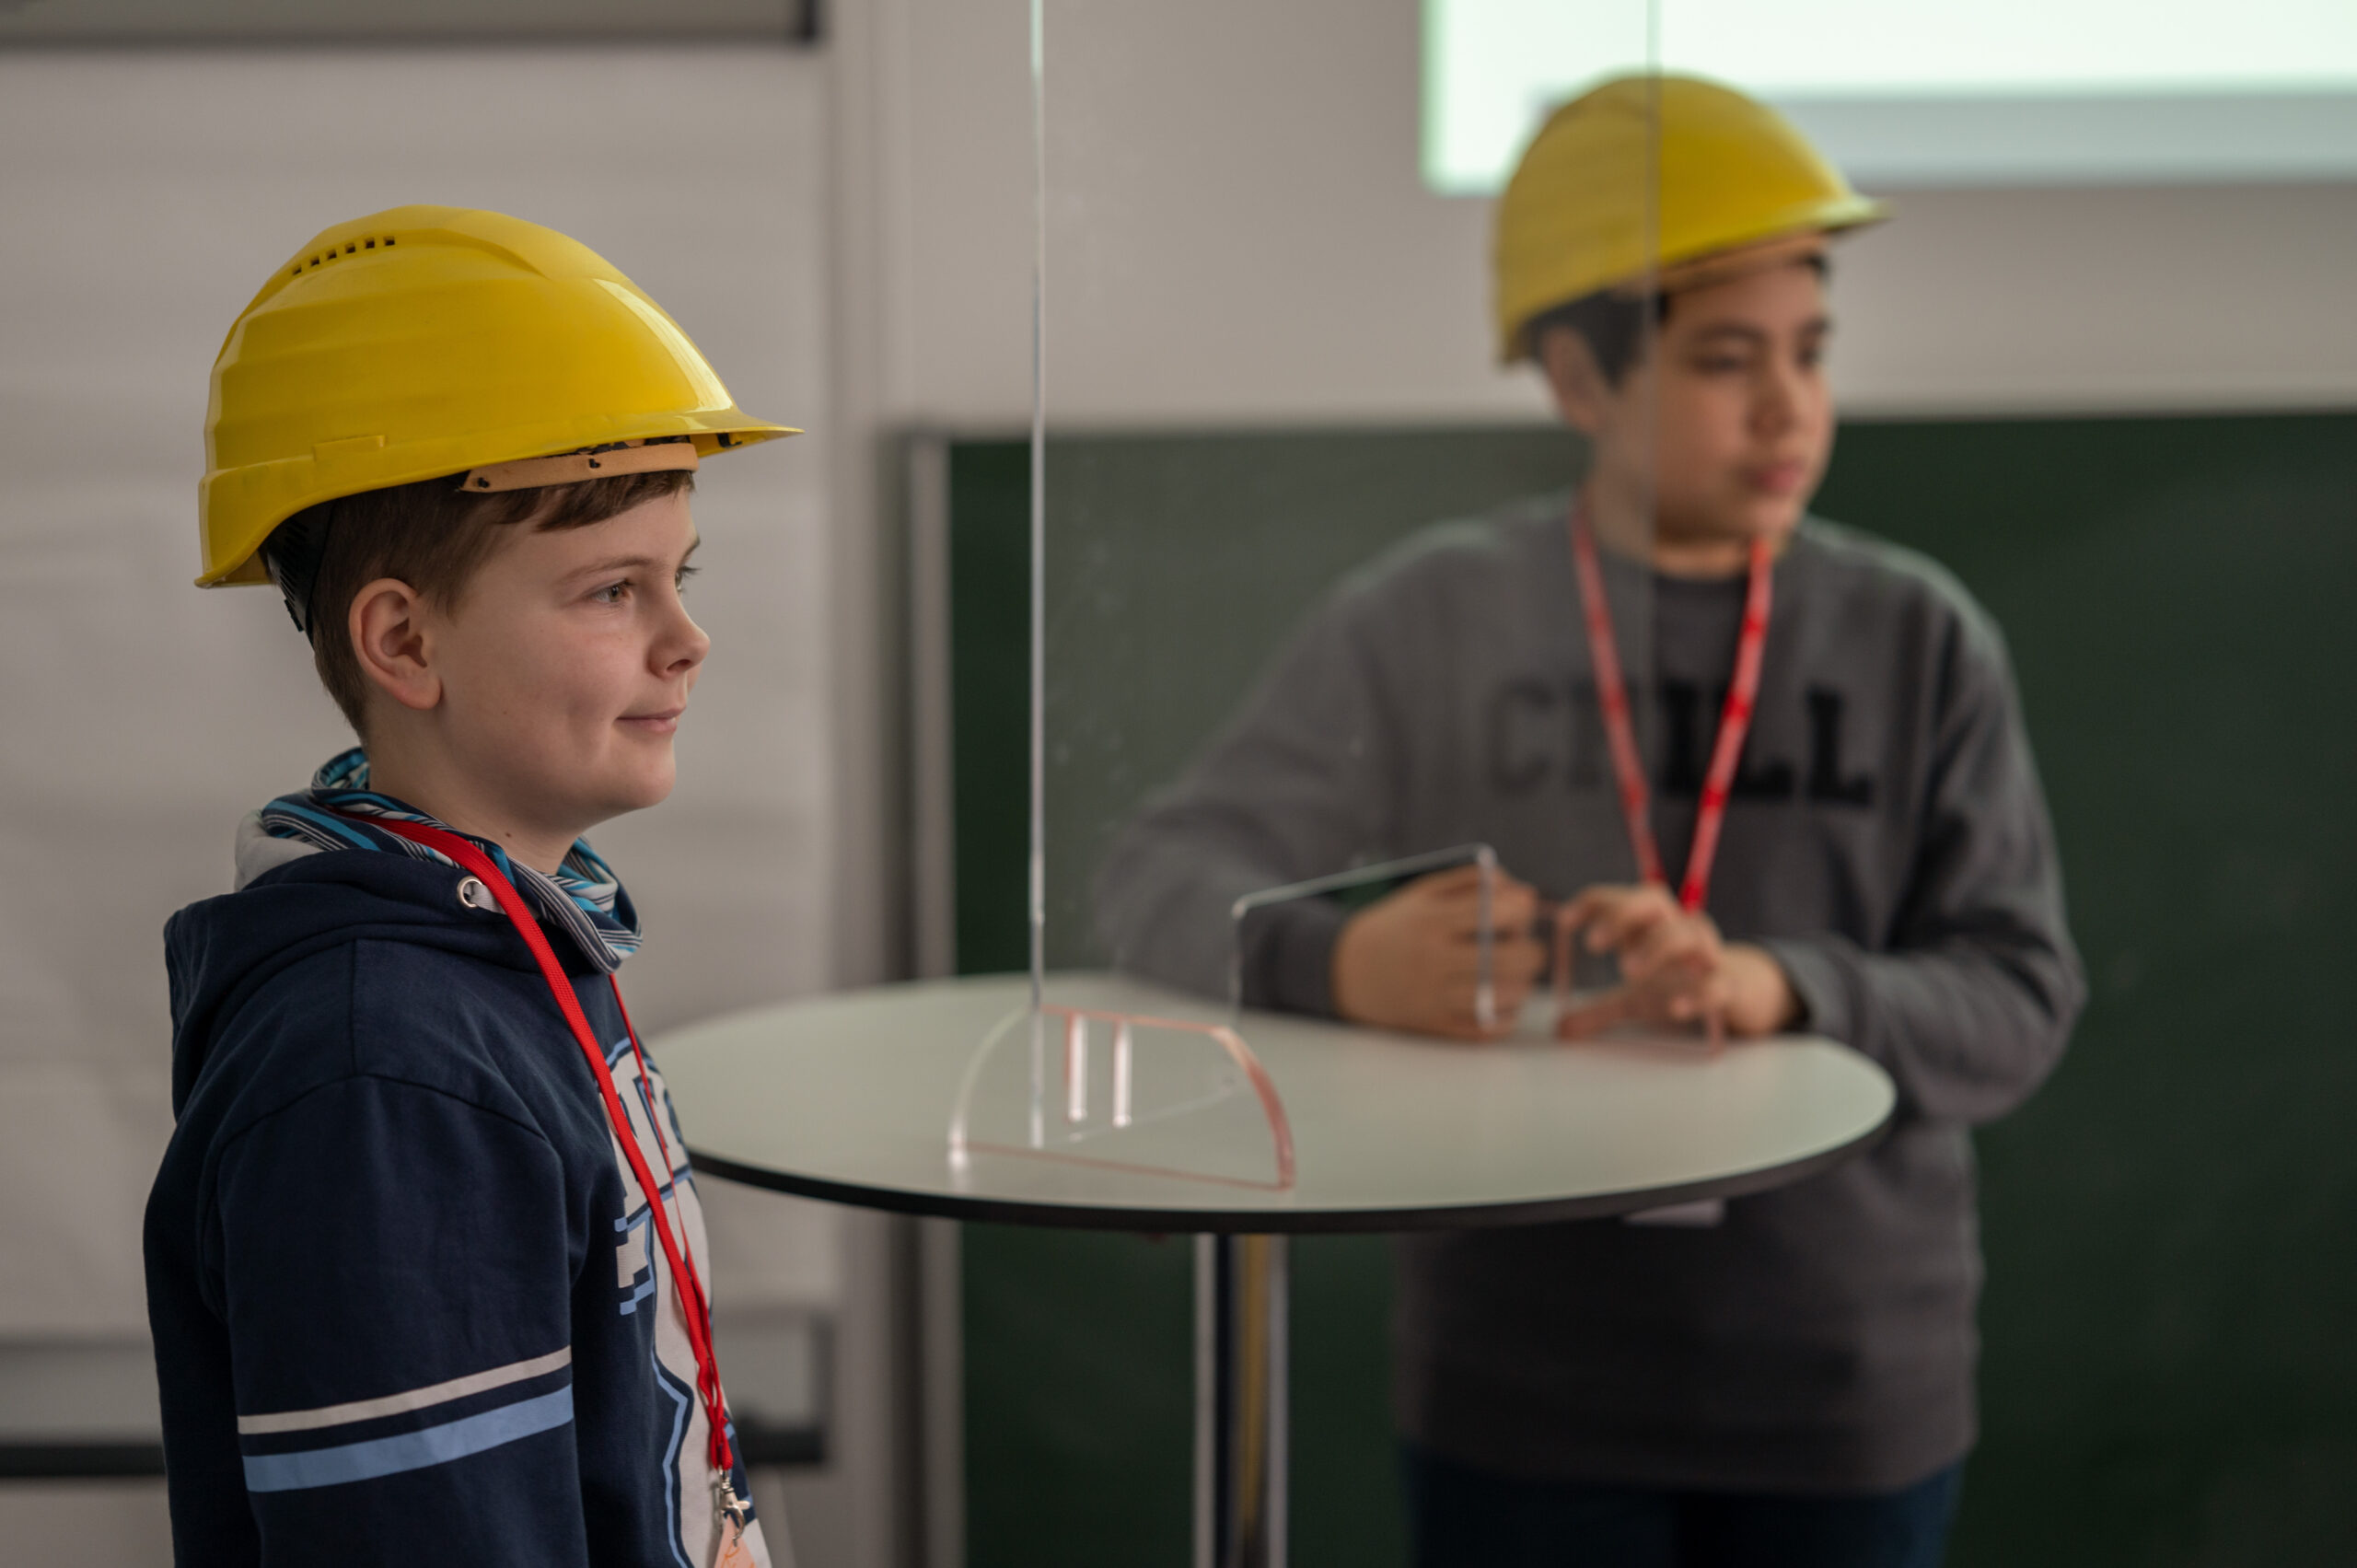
[
  {"xmin": 360, "ymin": 817, "xmax": 737, "ymax": 1480},
  {"xmin": 1568, "ymin": 509, "xmax": 1774, "ymax": 915}
]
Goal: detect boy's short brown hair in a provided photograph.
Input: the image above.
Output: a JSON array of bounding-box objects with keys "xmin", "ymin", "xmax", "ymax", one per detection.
[
  {"xmin": 266, "ymin": 469, "xmax": 693, "ymax": 735},
  {"xmin": 1527, "ymin": 253, "xmax": 1830, "ymax": 387}
]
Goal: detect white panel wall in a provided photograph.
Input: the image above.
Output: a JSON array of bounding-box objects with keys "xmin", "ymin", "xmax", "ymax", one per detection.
[
  {"xmin": 853, "ymin": 0, "xmax": 2357, "ymax": 429},
  {"xmin": 0, "ymin": 45, "xmax": 842, "ymax": 1338}
]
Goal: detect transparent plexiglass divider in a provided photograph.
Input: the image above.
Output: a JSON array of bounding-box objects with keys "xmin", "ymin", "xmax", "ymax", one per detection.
[
  {"xmin": 938, "ymin": 0, "xmax": 1314, "ymax": 1194},
  {"xmin": 955, "ymin": 0, "xmax": 1677, "ymax": 1560},
  {"xmin": 947, "ymin": 0, "xmax": 1670, "ymax": 1188}
]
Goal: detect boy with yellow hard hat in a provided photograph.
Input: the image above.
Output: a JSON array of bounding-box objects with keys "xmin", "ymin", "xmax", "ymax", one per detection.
[
  {"xmin": 1100, "ymin": 77, "xmax": 2082, "ymax": 1564},
  {"xmin": 145, "ymin": 207, "xmax": 792, "ymax": 1566}
]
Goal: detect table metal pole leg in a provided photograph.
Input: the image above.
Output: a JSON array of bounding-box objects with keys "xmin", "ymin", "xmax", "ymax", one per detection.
[{"xmin": 1195, "ymin": 1233, "xmax": 1288, "ymax": 1568}]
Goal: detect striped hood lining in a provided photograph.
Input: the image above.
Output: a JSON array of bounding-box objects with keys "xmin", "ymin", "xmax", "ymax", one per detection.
[{"xmin": 247, "ymin": 748, "xmax": 642, "ymax": 972}]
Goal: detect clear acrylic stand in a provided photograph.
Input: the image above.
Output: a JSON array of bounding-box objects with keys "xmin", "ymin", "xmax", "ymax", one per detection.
[
  {"xmin": 1549, "ymin": 890, "xmax": 1726, "ymax": 1053},
  {"xmin": 947, "ymin": 1002, "xmax": 1295, "ymax": 1191},
  {"xmin": 1229, "ymin": 844, "xmax": 1503, "ymax": 1030}
]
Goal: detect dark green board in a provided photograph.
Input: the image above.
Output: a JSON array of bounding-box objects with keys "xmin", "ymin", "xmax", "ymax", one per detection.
[{"xmin": 945, "ymin": 414, "xmax": 2357, "ymax": 1567}]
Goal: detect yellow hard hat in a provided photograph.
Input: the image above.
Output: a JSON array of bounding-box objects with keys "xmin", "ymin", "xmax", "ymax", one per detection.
[
  {"xmin": 198, "ymin": 205, "xmax": 798, "ymax": 587},
  {"xmin": 1492, "ymin": 75, "xmax": 1888, "ymax": 363}
]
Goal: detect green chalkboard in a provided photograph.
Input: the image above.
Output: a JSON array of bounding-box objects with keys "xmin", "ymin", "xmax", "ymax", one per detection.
[{"xmin": 946, "ymin": 413, "xmax": 2357, "ymax": 1567}]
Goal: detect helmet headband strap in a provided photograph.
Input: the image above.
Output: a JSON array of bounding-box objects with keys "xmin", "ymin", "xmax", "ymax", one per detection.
[
  {"xmin": 1625, "ymin": 231, "xmax": 1829, "ymax": 302},
  {"xmin": 258, "ymin": 507, "xmax": 330, "ymax": 640},
  {"xmin": 458, "ymin": 436, "xmax": 700, "ymax": 494}
]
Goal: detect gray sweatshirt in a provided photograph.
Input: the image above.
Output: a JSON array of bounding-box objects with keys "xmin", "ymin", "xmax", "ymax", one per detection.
[{"xmin": 1094, "ymin": 495, "xmax": 2084, "ymax": 1493}]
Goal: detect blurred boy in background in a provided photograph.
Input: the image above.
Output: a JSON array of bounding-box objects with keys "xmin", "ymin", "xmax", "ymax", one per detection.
[{"xmin": 1099, "ymin": 76, "xmax": 2082, "ymax": 1567}]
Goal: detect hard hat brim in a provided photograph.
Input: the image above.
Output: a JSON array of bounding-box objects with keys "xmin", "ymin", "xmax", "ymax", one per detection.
[
  {"xmin": 1500, "ymin": 201, "xmax": 1890, "ymax": 365},
  {"xmin": 196, "ymin": 412, "xmax": 799, "ymax": 588}
]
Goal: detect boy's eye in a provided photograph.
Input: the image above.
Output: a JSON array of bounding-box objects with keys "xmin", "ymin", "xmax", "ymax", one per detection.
[
  {"xmin": 675, "ymin": 564, "xmax": 702, "ymax": 593},
  {"xmin": 592, "ymin": 580, "xmax": 632, "ymax": 605}
]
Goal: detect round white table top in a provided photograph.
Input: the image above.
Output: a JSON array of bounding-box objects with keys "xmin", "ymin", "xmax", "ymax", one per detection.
[{"xmin": 659, "ymin": 971, "xmax": 1895, "ymax": 1233}]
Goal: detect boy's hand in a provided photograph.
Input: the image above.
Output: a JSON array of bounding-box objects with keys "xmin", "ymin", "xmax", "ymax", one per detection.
[
  {"xmin": 1554, "ymin": 882, "xmax": 1800, "ymax": 1041},
  {"xmin": 1330, "ymin": 865, "xmax": 1546, "ymax": 1040}
]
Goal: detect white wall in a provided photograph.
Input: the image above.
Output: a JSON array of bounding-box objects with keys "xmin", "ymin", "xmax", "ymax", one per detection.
[{"xmin": 847, "ymin": 0, "xmax": 2357, "ymax": 430}]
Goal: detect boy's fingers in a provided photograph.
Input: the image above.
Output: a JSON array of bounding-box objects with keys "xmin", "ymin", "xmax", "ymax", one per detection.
[
  {"xmin": 1620, "ymin": 917, "xmax": 1720, "ymax": 981},
  {"xmin": 1568, "ymin": 958, "xmax": 1725, "ymax": 1030},
  {"xmin": 1583, "ymin": 892, "xmax": 1678, "ymax": 955},
  {"xmin": 1618, "ymin": 918, "xmax": 1690, "ymax": 975},
  {"xmin": 1654, "ymin": 965, "xmax": 1736, "ymax": 1029},
  {"xmin": 1558, "ymin": 885, "xmax": 1630, "ymax": 934}
]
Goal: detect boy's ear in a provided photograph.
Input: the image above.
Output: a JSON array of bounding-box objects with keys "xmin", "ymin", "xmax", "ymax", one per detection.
[
  {"xmin": 1536, "ymin": 325, "xmax": 1614, "ymax": 437},
  {"xmin": 349, "ymin": 578, "xmax": 443, "ymax": 716}
]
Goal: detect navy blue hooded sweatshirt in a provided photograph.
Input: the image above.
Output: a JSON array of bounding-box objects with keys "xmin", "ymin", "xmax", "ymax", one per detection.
[{"xmin": 146, "ymin": 832, "xmax": 773, "ymax": 1566}]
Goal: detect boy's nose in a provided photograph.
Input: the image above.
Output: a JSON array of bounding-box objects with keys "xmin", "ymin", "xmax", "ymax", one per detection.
[
  {"xmin": 1752, "ymin": 366, "xmax": 1805, "ymax": 438},
  {"xmin": 659, "ymin": 607, "xmax": 712, "ymax": 674}
]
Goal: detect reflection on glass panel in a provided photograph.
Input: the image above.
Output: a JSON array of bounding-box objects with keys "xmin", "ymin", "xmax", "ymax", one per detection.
[{"xmin": 1058, "ymin": 14, "xmax": 1667, "ymax": 1059}]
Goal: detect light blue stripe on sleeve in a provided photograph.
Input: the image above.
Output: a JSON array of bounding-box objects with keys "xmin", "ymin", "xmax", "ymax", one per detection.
[{"xmin": 241, "ymin": 1388, "xmax": 573, "ymax": 1493}]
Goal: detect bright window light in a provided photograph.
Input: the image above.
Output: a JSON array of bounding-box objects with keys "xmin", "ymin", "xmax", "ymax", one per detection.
[{"xmin": 1425, "ymin": 0, "xmax": 2357, "ymax": 192}]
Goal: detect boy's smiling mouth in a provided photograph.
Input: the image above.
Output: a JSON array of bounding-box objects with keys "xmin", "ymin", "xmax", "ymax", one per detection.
[{"xmin": 618, "ymin": 705, "xmax": 686, "ymax": 735}]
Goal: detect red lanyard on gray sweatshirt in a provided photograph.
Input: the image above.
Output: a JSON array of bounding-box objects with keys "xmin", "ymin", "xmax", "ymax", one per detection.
[{"xmin": 1569, "ymin": 507, "xmax": 1774, "ymax": 914}]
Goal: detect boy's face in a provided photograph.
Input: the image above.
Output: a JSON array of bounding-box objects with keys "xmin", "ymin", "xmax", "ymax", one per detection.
[
  {"xmin": 405, "ymin": 491, "xmax": 709, "ymax": 842},
  {"xmin": 1546, "ymin": 260, "xmax": 1834, "ymax": 552}
]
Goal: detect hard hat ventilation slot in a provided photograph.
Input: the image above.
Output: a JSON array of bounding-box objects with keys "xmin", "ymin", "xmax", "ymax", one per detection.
[{"xmin": 290, "ymin": 237, "xmax": 395, "ymax": 277}]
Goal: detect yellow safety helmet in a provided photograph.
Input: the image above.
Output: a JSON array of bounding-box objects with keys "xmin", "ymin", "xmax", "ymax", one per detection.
[
  {"xmin": 1492, "ymin": 74, "xmax": 1887, "ymax": 363},
  {"xmin": 198, "ymin": 204, "xmax": 797, "ymax": 587}
]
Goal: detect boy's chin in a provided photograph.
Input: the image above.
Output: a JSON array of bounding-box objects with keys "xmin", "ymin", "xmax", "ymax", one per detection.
[
  {"xmin": 582, "ymin": 764, "xmax": 679, "ymax": 821},
  {"xmin": 1695, "ymin": 505, "xmax": 1804, "ymax": 546},
  {"xmin": 1657, "ymin": 510, "xmax": 1796, "ymax": 552}
]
